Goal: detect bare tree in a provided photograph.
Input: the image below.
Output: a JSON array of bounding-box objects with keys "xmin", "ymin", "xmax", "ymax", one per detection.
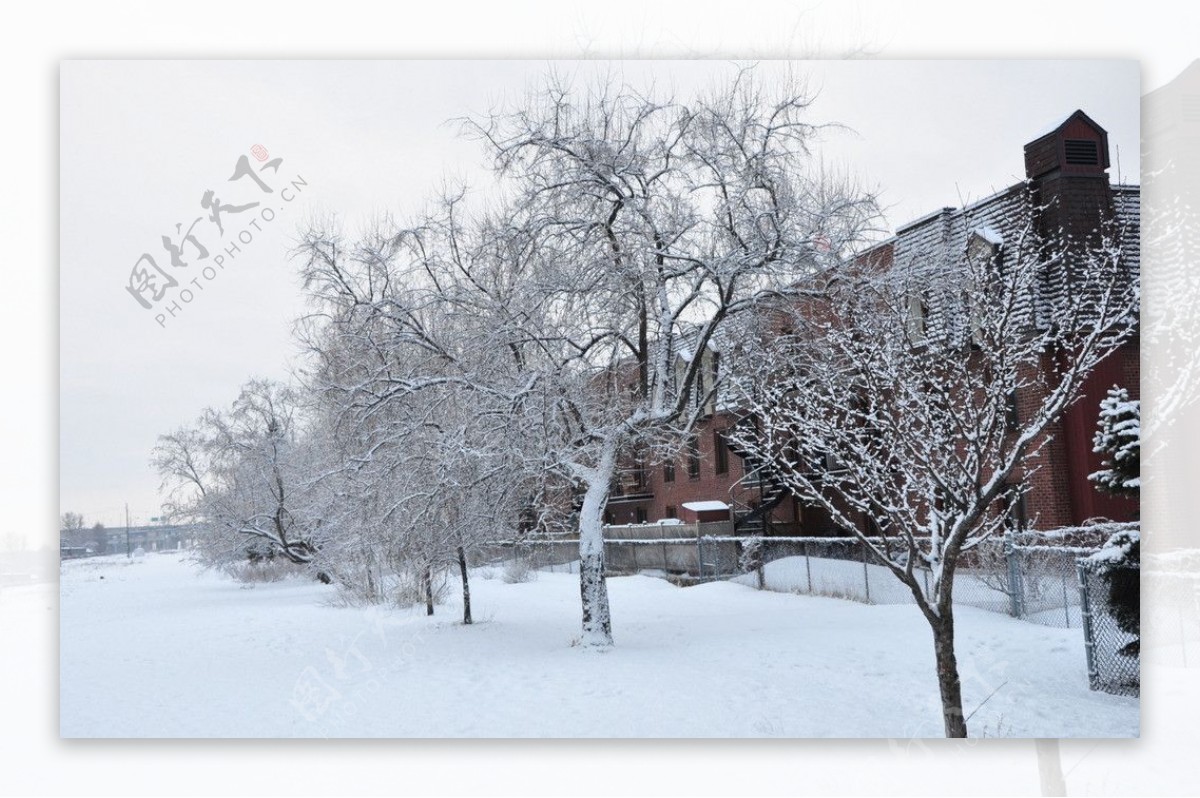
[
  {"xmin": 298, "ymin": 68, "xmax": 878, "ymax": 646},
  {"xmin": 89, "ymin": 522, "xmax": 108, "ymax": 555},
  {"xmin": 60, "ymin": 512, "xmax": 86, "ymax": 548},
  {"xmin": 153, "ymin": 379, "xmax": 323, "ymax": 572},
  {"xmin": 405, "ymin": 393, "xmax": 532, "ymax": 623},
  {"xmin": 727, "ymin": 199, "xmax": 1138, "ymax": 736},
  {"xmin": 299, "ymin": 320, "xmax": 542, "ymax": 619}
]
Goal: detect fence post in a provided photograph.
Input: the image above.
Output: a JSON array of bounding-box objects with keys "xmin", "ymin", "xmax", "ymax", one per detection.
[
  {"xmin": 861, "ymin": 541, "xmax": 871, "ymax": 604},
  {"xmin": 697, "ymin": 533, "xmax": 704, "ymax": 579},
  {"xmin": 1061, "ymin": 566, "xmax": 1071, "ymax": 629},
  {"xmin": 755, "ymin": 539, "xmax": 765, "ymax": 590},
  {"xmin": 1005, "ymin": 530, "xmax": 1024, "ymax": 619},
  {"xmin": 1077, "ymin": 560, "xmax": 1098, "ymax": 690},
  {"xmin": 804, "ymin": 541, "xmax": 813, "ymax": 594}
]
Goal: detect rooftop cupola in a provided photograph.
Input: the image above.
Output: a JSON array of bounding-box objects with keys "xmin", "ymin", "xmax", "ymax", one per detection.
[{"xmin": 1024, "ymin": 109, "xmax": 1111, "ymax": 180}]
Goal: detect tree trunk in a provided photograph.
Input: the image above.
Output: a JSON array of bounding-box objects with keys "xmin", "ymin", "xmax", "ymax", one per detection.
[
  {"xmin": 932, "ymin": 612, "xmax": 968, "ymax": 738},
  {"xmin": 423, "ymin": 565, "xmax": 434, "ymax": 616},
  {"xmin": 579, "ymin": 546, "xmax": 611, "ymax": 645},
  {"xmin": 577, "ymin": 451, "xmax": 615, "ymax": 647},
  {"xmin": 457, "ymin": 545, "xmax": 472, "ymax": 625}
]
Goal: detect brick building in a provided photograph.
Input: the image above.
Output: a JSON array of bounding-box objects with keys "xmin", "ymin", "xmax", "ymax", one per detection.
[{"xmin": 604, "ymin": 110, "xmax": 1139, "ymax": 536}]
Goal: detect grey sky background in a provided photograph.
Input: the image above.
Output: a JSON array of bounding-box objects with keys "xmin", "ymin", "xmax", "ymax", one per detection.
[{"xmin": 60, "ymin": 60, "xmax": 1140, "ymax": 527}]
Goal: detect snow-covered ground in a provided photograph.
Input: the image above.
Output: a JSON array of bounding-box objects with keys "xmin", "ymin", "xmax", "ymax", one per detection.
[{"xmin": 59, "ymin": 552, "xmax": 1137, "ymax": 738}]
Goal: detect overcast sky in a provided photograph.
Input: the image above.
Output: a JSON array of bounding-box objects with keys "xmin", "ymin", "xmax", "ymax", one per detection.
[{"xmin": 60, "ymin": 60, "xmax": 1139, "ymax": 527}]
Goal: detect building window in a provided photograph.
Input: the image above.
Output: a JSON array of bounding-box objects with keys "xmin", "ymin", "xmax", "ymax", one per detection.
[
  {"xmin": 604, "ymin": 511, "xmax": 615, "ymax": 525},
  {"xmin": 632, "ymin": 458, "xmax": 647, "ymax": 490},
  {"xmin": 665, "ymin": 505, "xmax": 677, "ymax": 519},
  {"xmin": 906, "ymin": 292, "xmax": 928, "ymax": 343},
  {"xmin": 663, "ymin": 461, "xmax": 675, "ymax": 483},
  {"xmin": 1006, "ymin": 389, "xmax": 1019, "ymax": 431},
  {"xmin": 635, "ymin": 507, "xmax": 647, "ymax": 524},
  {"xmin": 714, "ymin": 430, "xmax": 729, "ymax": 475},
  {"xmin": 966, "ymin": 230, "xmax": 1003, "ymax": 349},
  {"xmin": 687, "ymin": 436, "xmax": 701, "ymax": 479},
  {"xmin": 1004, "ymin": 484, "xmax": 1027, "ymax": 533}
]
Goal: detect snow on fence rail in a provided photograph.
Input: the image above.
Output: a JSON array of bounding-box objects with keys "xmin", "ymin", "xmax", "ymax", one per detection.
[{"xmin": 476, "ymin": 530, "xmax": 1100, "ymax": 630}]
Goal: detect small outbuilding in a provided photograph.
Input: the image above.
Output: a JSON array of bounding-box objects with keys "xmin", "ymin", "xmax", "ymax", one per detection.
[{"xmin": 680, "ymin": 500, "xmax": 731, "ymax": 524}]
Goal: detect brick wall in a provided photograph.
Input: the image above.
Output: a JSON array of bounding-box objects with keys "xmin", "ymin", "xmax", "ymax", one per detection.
[{"xmin": 645, "ymin": 415, "xmax": 743, "ymax": 522}]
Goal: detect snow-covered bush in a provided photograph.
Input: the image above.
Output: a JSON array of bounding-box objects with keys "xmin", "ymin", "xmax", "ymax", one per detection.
[
  {"xmin": 1086, "ymin": 528, "xmax": 1140, "ymax": 656},
  {"xmin": 1090, "ymin": 386, "xmax": 1140, "ymax": 498},
  {"xmin": 738, "ymin": 537, "xmax": 765, "ymax": 589},
  {"xmin": 738, "ymin": 537, "xmax": 763, "ymax": 573},
  {"xmin": 224, "ymin": 557, "xmax": 308, "ymax": 584},
  {"xmin": 393, "ymin": 565, "xmax": 449, "ymax": 609},
  {"xmin": 502, "ymin": 557, "xmax": 536, "ymax": 584}
]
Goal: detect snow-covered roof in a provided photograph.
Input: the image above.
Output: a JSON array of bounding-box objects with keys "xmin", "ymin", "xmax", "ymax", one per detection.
[
  {"xmin": 973, "ymin": 225, "xmax": 1004, "ymax": 246},
  {"xmin": 682, "ymin": 500, "xmax": 729, "ymax": 512},
  {"xmin": 1027, "ymin": 108, "xmax": 1103, "ymax": 142},
  {"xmin": 1028, "ymin": 111, "xmax": 1076, "ymax": 141},
  {"xmin": 673, "ymin": 322, "xmax": 719, "ymax": 364}
]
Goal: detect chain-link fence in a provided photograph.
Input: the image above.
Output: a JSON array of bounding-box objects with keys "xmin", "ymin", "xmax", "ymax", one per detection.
[
  {"xmin": 471, "ymin": 539, "xmax": 580, "ymax": 574},
  {"xmin": 952, "ymin": 543, "xmax": 1092, "ymax": 628},
  {"xmin": 472, "ymin": 526, "xmax": 741, "ymax": 583},
  {"xmin": 744, "ymin": 536, "xmax": 919, "ymax": 604},
  {"xmin": 478, "ymin": 526, "xmax": 1138, "ymax": 697},
  {"xmin": 741, "ymin": 536, "xmax": 1093, "ymax": 624},
  {"xmin": 1078, "ymin": 558, "xmax": 1141, "ymax": 696},
  {"xmin": 479, "ymin": 529, "xmax": 1097, "ymax": 630}
]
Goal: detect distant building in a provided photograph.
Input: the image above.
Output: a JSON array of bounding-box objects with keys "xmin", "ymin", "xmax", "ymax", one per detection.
[{"xmin": 104, "ymin": 524, "xmax": 194, "ymax": 554}]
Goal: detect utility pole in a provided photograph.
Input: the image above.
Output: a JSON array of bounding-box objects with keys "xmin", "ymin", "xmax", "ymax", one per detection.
[{"xmin": 125, "ymin": 503, "xmax": 131, "ymax": 558}]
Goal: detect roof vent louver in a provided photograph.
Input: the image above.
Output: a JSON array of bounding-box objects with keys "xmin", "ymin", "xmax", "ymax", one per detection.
[{"xmin": 1064, "ymin": 139, "xmax": 1100, "ymax": 166}]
